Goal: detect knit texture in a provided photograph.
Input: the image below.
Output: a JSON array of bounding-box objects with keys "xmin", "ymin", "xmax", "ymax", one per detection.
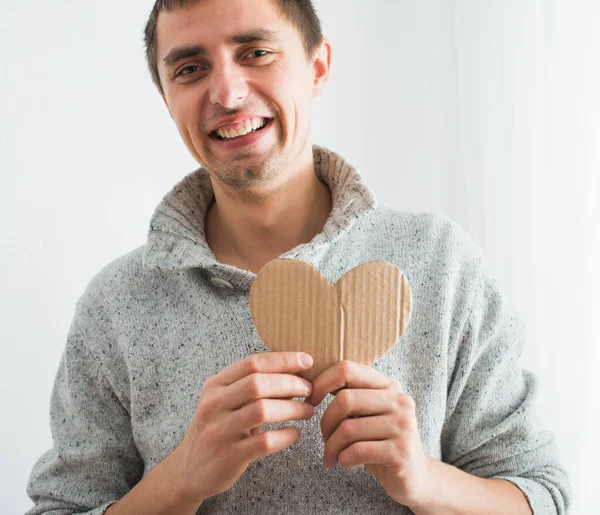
[{"xmin": 26, "ymin": 145, "xmax": 571, "ymax": 514}]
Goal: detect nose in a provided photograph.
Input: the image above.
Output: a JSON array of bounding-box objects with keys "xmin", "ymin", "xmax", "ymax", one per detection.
[{"xmin": 208, "ymin": 61, "xmax": 248, "ymax": 109}]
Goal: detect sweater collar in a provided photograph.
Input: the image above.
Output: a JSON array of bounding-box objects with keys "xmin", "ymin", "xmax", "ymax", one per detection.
[{"xmin": 142, "ymin": 145, "xmax": 377, "ymax": 290}]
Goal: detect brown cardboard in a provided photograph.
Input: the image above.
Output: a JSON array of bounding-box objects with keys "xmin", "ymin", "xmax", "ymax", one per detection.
[{"xmin": 249, "ymin": 259, "xmax": 412, "ymax": 381}]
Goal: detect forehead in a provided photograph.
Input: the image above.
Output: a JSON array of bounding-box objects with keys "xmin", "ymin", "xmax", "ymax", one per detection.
[{"xmin": 156, "ymin": 0, "xmax": 295, "ymax": 58}]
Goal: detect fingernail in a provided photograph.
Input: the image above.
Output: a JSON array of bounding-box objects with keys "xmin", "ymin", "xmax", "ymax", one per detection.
[
  {"xmin": 299, "ymin": 353, "xmax": 312, "ymax": 368},
  {"xmin": 304, "ymin": 383, "xmax": 312, "ymax": 395}
]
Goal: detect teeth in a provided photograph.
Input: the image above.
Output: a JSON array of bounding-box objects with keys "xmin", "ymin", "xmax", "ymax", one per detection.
[{"xmin": 215, "ymin": 117, "xmax": 268, "ymax": 140}]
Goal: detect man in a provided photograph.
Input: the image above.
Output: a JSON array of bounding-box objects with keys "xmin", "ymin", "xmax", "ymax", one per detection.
[{"xmin": 27, "ymin": 0, "xmax": 570, "ymax": 513}]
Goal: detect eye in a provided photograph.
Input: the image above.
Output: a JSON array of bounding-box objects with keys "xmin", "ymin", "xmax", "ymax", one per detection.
[
  {"xmin": 176, "ymin": 65, "xmax": 205, "ymax": 77},
  {"xmin": 247, "ymin": 49, "xmax": 271, "ymax": 60}
]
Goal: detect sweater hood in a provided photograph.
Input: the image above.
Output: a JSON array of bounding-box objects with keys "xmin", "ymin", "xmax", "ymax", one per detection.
[{"xmin": 142, "ymin": 145, "xmax": 377, "ymax": 290}]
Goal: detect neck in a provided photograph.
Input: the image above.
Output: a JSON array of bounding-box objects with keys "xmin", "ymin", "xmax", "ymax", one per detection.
[{"xmin": 205, "ymin": 146, "xmax": 333, "ymax": 274}]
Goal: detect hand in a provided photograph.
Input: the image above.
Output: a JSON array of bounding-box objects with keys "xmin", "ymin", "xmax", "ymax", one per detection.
[
  {"xmin": 306, "ymin": 360, "xmax": 432, "ymax": 508},
  {"xmin": 175, "ymin": 352, "xmax": 315, "ymax": 505}
]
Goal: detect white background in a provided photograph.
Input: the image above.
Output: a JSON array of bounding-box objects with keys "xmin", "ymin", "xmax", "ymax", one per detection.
[{"xmin": 1, "ymin": 1, "xmax": 598, "ymax": 513}]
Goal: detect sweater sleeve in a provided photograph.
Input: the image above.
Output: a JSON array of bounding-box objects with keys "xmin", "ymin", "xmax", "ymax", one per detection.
[
  {"xmin": 26, "ymin": 288, "xmax": 144, "ymax": 514},
  {"xmin": 440, "ymin": 261, "xmax": 571, "ymax": 514}
]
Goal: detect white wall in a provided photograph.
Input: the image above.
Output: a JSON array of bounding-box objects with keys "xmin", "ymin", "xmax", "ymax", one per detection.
[{"xmin": 1, "ymin": 1, "xmax": 597, "ymax": 513}]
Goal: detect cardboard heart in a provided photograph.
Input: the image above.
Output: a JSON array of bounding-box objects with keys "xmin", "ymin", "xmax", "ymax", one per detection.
[{"xmin": 249, "ymin": 259, "xmax": 412, "ymax": 381}]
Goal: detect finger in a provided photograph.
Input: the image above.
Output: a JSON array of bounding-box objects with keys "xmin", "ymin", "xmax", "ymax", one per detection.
[
  {"xmin": 307, "ymin": 361, "xmax": 395, "ymax": 407},
  {"xmin": 337, "ymin": 440, "xmax": 399, "ymax": 469},
  {"xmin": 220, "ymin": 373, "xmax": 312, "ymax": 411},
  {"xmin": 323, "ymin": 415, "xmax": 398, "ymax": 469},
  {"xmin": 228, "ymin": 398, "xmax": 314, "ymax": 434},
  {"xmin": 236, "ymin": 426, "xmax": 302, "ymax": 463},
  {"xmin": 212, "ymin": 352, "xmax": 313, "ymax": 387},
  {"xmin": 320, "ymin": 388, "xmax": 396, "ymax": 442}
]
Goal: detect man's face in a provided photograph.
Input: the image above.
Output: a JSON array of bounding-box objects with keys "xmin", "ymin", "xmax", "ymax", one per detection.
[{"xmin": 156, "ymin": 0, "xmax": 329, "ymax": 190}]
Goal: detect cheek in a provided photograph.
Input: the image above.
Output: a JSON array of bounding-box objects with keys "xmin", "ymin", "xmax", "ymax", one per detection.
[
  {"xmin": 289, "ymin": 68, "xmax": 316, "ymax": 116},
  {"xmin": 274, "ymin": 73, "xmax": 313, "ymax": 127},
  {"xmin": 172, "ymin": 114, "xmax": 193, "ymax": 144},
  {"xmin": 169, "ymin": 88, "xmax": 200, "ymax": 124},
  {"xmin": 267, "ymin": 60, "xmax": 311, "ymax": 104},
  {"xmin": 169, "ymin": 107, "xmax": 203, "ymax": 159},
  {"xmin": 171, "ymin": 99, "xmax": 201, "ymax": 142}
]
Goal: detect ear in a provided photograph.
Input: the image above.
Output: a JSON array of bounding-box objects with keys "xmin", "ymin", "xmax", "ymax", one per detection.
[
  {"xmin": 312, "ymin": 39, "xmax": 331, "ymax": 97},
  {"xmin": 161, "ymin": 93, "xmax": 174, "ymax": 119}
]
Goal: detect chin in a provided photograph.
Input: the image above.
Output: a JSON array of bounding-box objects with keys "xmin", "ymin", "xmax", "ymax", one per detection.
[{"xmin": 211, "ymin": 165, "xmax": 273, "ymax": 190}]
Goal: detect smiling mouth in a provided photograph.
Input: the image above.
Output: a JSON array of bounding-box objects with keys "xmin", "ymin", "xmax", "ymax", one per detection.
[{"xmin": 210, "ymin": 118, "xmax": 273, "ymax": 141}]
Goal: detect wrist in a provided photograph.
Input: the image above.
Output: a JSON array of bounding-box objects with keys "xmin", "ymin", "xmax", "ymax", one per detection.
[
  {"xmin": 165, "ymin": 444, "xmax": 208, "ymax": 507},
  {"xmin": 405, "ymin": 457, "xmax": 533, "ymax": 515},
  {"xmin": 405, "ymin": 456, "xmax": 445, "ymax": 514},
  {"xmin": 103, "ymin": 445, "xmax": 204, "ymax": 515}
]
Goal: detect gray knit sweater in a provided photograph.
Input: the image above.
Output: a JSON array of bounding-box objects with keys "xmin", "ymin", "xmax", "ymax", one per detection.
[{"xmin": 26, "ymin": 145, "xmax": 570, "ymax": 514}]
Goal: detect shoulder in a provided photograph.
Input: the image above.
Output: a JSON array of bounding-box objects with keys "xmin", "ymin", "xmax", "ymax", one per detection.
[
  {"xmin": 360, "ymin": 206, "xmax": 486, "ymax": 272},
  {"xmin": 86, "ymin": 244, "xmax": 145, "ymax": 288},
  {"xmin": 77, "ymin": 244, "xmax": 151, "ymax": 308},
  {"xmin": 345, "ymin": 206, "xmax": 491, "ymax": 333},
  {"xmin": 371, "ymin": 205, "xmax": 471, "ymax": 241}
]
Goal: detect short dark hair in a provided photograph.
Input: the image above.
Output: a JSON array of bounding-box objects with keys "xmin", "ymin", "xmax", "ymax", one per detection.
[{"xmin": 143, "ymin": 0, "xmax": 324, "ymax": 95}]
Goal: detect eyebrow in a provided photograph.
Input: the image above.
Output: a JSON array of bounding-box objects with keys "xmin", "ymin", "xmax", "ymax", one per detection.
[{"xmin": 162, "ymin": 28, "xmax": 282, "ymax": 68}]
